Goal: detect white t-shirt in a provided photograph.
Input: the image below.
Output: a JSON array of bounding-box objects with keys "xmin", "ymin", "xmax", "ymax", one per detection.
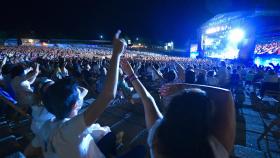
[
  {"xmin": 147, "ymin": 119, "xmax": 229, "ymax": 158},
  {"xmin": 31, "ymin": 106, "xmax": 55, "ymax": 135},
  {"xmin": 11, "ymin": 76, "xmax": 35, "ymax": 106},
  {"xmin": 32, "ymin": 114, "xmax": 110, "ymax": 158}
]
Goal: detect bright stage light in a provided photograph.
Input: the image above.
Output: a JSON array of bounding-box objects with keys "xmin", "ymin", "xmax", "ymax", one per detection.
[
  {"xmin": 204, "ymin": 38, "xmax": 213, "ymax": 45},
  {"xmin": 206, "ymin": 27, "xmax": 216, "ymax": 34},
  {"xmin": 228, "ymin": 28, "xmax": 245, "ymax": 43},
  {"xmin": 42, "ymin": 42, "xmax": 48, "ymax": 46}
]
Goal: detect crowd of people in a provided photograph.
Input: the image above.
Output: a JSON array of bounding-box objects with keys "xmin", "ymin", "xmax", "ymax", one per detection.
[
  {"xmin": 255, "ymin": 41, "xmax": 280, "ymax": 55},
  {"xmin": 0, "ymin": 31, "xmax": 279, "ymax": 158}
]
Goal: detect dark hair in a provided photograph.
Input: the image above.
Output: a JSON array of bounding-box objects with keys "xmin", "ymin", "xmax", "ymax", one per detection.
[
  {"xmin": 237, "ymin": 66, "xmax": 241, "ymax": 70},
  {"xmin": 268, "ymin": 69, "xmax": 275, "ymax": 75},
  {"xmin": 185, "ymin": 69, "xmax": 195, "ymax": 84},
  {"xmin": 220, "ymin": 61, "xmax": 226, "ymax": 67},
  {"xmin": 34, "ymin": 78, "xmax": 54, "ymax": 97},
  {"xmin": 196, "ymin": 73, "xmax": 206, "ymax": 85},
  {"xmin": 2, "ymin": 64, "xmax": 13, "ymax": 75},
  {"xmin": 207, "ymin": 70, "xmax": 215, "ymax": 77},
  {"xmin": 154, "ymin": 63, "xmax": 160, "ymax": 70},
  {"xmin": 43, "ymin": 77, "xmax": 79, "ymax": 120},
  {"xmin": 163, "ymin": 70, "xmax": 176, "ymax": 82},
  {"xmin": 10, "ymin": 65, "xmax": 25, "ymax": 79},
  {"xmin": 59, "ymin": 58, "xmax": 66, "ymax": 68},
  {"xmin": 227, "ymin": 66, "xmax": 231, "ymax": 70},
  {"xmin": 156, "ymin": 89, "xmax": 214, "ymax": 158}
]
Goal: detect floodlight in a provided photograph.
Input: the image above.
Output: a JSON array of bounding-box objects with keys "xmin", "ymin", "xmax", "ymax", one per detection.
[{"xmin": 228, "ymin": 28, "xmax": 245, "ymax": 43}]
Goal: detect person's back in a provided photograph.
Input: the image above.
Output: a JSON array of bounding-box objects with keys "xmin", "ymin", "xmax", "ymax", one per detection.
[
  {"xmin": 245, "ymin": 70, "xmax": 254, "ymax": 82},
  {"xmin": 264, "ymin": 70, "xmax": 278, "ymax": 83},
  {"xmin": 207, "ymin": 70, "xmax": 218, "ymax": 86},
  {"xmin": 217, "ymin": 67, "xmax": 229, "ymax": 87},
  {"xmin": 33, "ymin": 112, "xmax": 107, "ymax": 158},
  {"xmin": 196, "ymin": 73, "xmax": 207, "ymax": 85},
  {"xmin": 230, "ymin": 69, "xmax": 240, "ymax": 87},
  {"xmin": 240, "ymin": 66, "xmax": 247, "ymax": 80},
  {"xmin": 31, "ymin": 78, "xmax": 109, "ymax": 158},
  {"xmin": 0, "ymin": 64, "xmax": 14, "ymax": 96},
  {"xmin": 30, "ymin": 78, "xmax": 55, "ymax": 135},
  {"xmin": 148, "ymin": 89, "xmax": 228, "ymax": 158},
  {"xmin": 10, "ymin": 64, "xmax": 39, "ymax": 106},
  {"xmin": 185, "ymin": 69, "xmax": 195, "ymax": 84},
  {"xmin": 120, "ymin": 60, "xmax": 235, "ymax": 158},
  {"xmin": 216, "ymin": 61, "xmax": 229, "ymax": 85},
  {"xmin": 59, "ymin": 62, "xmax": 69, "ymax": 78},
  {"xmin": 260, "ymin": 70, "xmax": 280, "ymax": 97},
  {"xmin": 163, "ymin": 70, "xmax": 176, "ymax": 83}
]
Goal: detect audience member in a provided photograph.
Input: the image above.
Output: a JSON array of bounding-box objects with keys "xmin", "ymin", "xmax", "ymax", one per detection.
[{"xmin": 120, "ymin": 60, "xmax": 235, "ymax": 158}]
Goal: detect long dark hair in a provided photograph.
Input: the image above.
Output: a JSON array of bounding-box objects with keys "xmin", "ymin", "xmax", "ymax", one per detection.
[{"xmin": 156, "ymin": 88, "xmax": 215, "ymax": 158}]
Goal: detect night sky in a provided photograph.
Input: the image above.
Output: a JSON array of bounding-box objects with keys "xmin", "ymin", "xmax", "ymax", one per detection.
[{"xmin": 0, "ymin": 0, "xmax": 279, "ymax": 47}]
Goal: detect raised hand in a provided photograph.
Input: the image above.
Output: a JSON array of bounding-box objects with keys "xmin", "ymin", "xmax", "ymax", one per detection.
[
  {"xmin": 120, "ymin": 59, "xmax": 134, "ymax": 76},
  {"xmin": 34, "ymin": 63, "xmax": 40, "ymax": 74},
  {"xmin": 113, "ymin": 30, "xmax": 127, "ymax": 56},
  {"xmin": 2, "ymin": 56, "xmax": 7, "ymax": 66},
  {"xmin": 0, "ymin": 56, "xmax": 7, "ymax": 68}
]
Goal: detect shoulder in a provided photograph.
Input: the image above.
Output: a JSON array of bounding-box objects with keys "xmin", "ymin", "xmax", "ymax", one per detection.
[
  {"xmin": 209, "ymin": 136, "xmax": 229, "ymax": 158},
  {"xmin": 52, "ymin": 114, "xmax": 87, "ymax": 142}
]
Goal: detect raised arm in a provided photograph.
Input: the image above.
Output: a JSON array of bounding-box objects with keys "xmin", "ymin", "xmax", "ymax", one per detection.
[
  {"xmin": 22, "ymin": 64, "xmax": 40, "ymax": 84},
  {"xmin": 121, "ymin": 60, "xmax": 163, "ymax": 129},
  {"xmin": 78, "ymin": 86, "xmax": 88, "ymax": 98},
  {"xmin": 84, "ymin": 30, "xmax": 126, "ymax": 126},
  {"xmin": 151, "ymin": 66, "xmax": 164, "ymax": 81},
  {"xmin": 159, "ymin": 83, "xmax": 235, "ymax": 152},
  {"xmin": 175, "ymin": 62, "xmax": 185, "ymax": 81},
  {"xmin": 0, "ymin": 56, "xmax": 7, "ymax": 74}
]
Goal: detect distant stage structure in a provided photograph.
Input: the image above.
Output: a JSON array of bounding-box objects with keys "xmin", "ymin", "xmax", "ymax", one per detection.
[{"xmin": 199, "ymin": 10, "xmax": 280, "ymax": 65}]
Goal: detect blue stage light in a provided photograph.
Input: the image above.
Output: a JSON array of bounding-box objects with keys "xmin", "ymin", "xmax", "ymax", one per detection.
[{"xmin": 228, "ymin": 28, "xmax": 245, "ymax": 43}]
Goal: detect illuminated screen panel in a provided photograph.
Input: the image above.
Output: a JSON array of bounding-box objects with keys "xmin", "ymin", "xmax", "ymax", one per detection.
[
  {"xmin": 190, "ymin": 44, "xmax": 198, "ymax": 52},
  {"xmin": 254, "ymin": 37, "xmax": 280, "ymax": 66},
  {"xmin": 190, "ymin": 52, "xmax": 199, "ymax": 58},
  {"xmin": 254, "ymin": 40, "xmax": 280, "ymax": 56},
  {"xmin": 254, "ymin": 57, "xmax": 280, "ymax": 66},
  {"xmin": 202, "ymin": 27, "xmax": 245, "ymax": 59},
  {"xmin": 190, "ymin": 44, "xmax": 199, "ymax": 58}
]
